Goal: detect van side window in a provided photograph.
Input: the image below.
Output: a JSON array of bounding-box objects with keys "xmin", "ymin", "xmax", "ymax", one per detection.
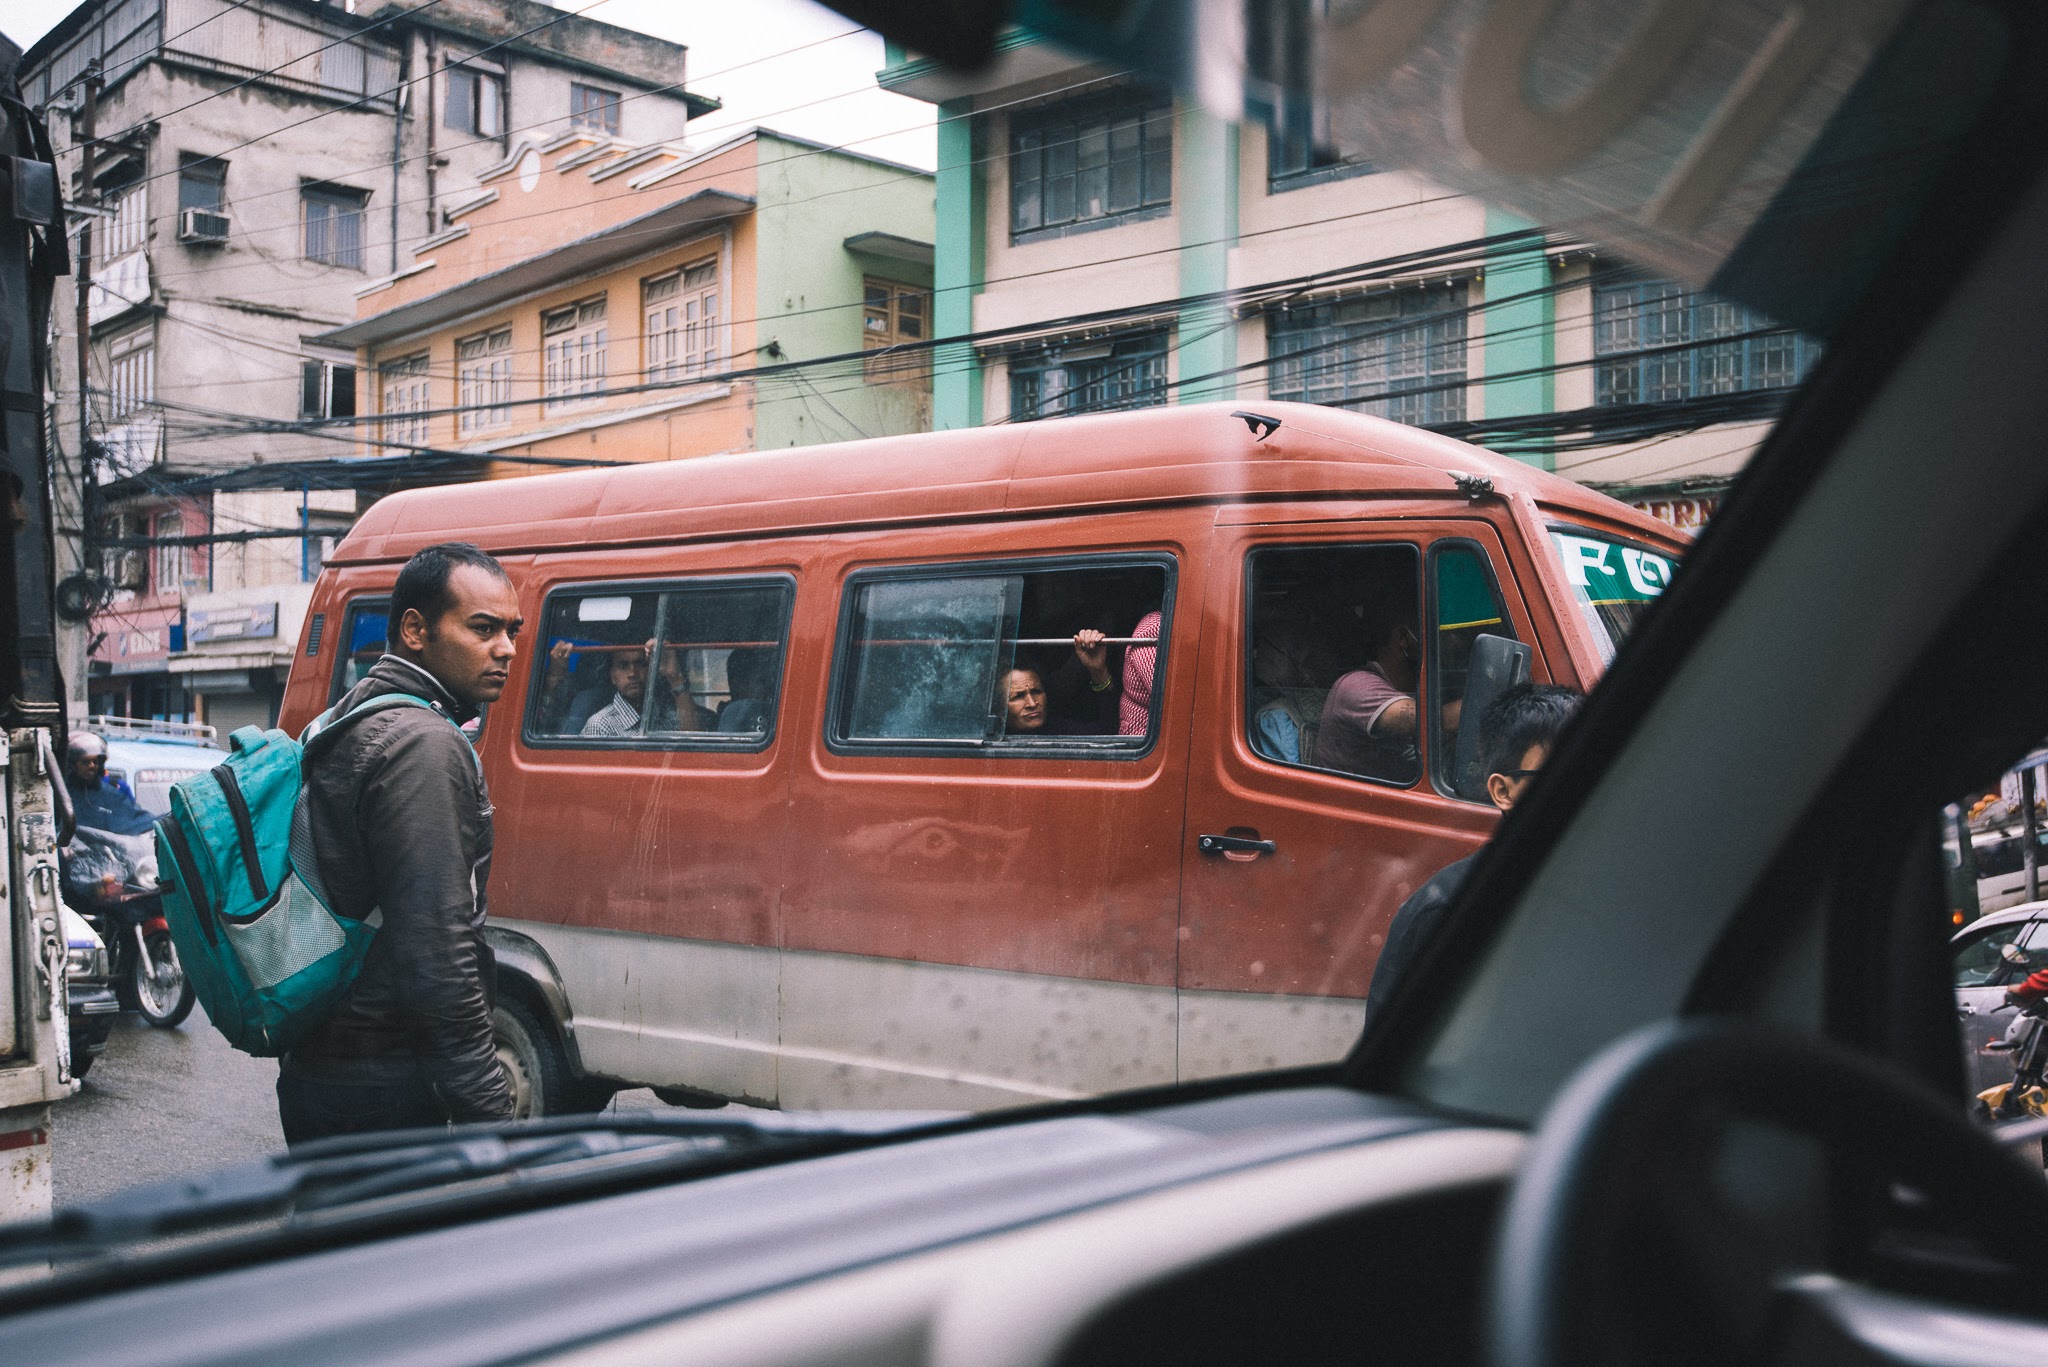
[
  {"xmin": 1430, "ymin": 541, "xmax": 1522, "ymax": 801},
  {"xmin": 1245, "ymin": 544, "xmax": 1422, "ymax": 785},
  {"xmin": 835, "ymin": 559, "xmax": 1170, "ymax": 753},
  {"xmin": 330, "ymin": 598, "xmax": 390, "ymax": 703},
  {"xmin": 526, "ymin": 580, "xmax": 792, "ymax": 747}
]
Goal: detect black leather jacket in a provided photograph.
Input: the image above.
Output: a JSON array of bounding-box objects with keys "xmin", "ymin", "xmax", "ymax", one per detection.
[{"xmin": 285, "ymin": 655, "xmax": 514, "ymax": 1122}]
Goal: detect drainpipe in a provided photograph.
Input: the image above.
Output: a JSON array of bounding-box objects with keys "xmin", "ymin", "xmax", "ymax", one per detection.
[
  {"xmin": 390, "ymin": 33, "xmax": 407, "ymax": 276},
  {"xmin": 424, "ymin": 30, "xmax": 438, "ymax": 235}
]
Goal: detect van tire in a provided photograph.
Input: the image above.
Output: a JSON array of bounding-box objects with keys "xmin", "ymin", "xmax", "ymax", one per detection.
[{"xmin": 492, "ymin": 998, "xmax": 617, "ymax": 1118}]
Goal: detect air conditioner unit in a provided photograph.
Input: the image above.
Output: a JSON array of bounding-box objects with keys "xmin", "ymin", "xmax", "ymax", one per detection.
[{"xmin": 177, "ymin": 208, "xmax": 230, "ymax": 244}]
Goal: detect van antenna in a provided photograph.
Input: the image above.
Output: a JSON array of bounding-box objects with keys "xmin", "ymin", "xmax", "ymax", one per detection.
[{"xmin": 1232, "ymin": 410, "xmax": 1281, "ymax": 441}]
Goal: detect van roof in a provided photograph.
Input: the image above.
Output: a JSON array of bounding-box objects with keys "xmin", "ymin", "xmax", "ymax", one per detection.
[{"xmin": 330, "ymin": 402, "xmax": 1683, "ymax": 564}]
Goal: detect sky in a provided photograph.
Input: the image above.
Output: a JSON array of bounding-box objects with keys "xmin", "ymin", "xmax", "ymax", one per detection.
[{"xmin": 0, "ymin": 0, "xmax": 936, "ymax": 169}]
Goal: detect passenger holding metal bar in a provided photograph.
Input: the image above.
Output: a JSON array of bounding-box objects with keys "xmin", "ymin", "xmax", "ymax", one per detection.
[{"xmin": 1002, "ymin": 629, "xmax": 1123, "ymax": 737}]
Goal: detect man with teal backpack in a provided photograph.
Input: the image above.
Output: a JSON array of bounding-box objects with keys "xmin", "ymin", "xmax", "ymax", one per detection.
[
  {"xmin": 277, "ymin": 542, "xmax": 522, "ymax": 1140},
  {"xmin": 163, "ymin": 541, "xmax": 518, "ymax": 1144}
]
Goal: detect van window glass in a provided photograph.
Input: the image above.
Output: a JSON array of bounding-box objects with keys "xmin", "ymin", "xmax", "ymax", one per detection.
[
  {"xmin": 528, "ymin": 580, "xmax": 791, "ymax": 745},
  {"xmin": 1245, "ymin": 544, "xmax": 1421, "ymax": 785},
  {"xmin": 331, "ymin": 599, "xmax": 390, "ymax": 702},
  {"xmin": 837, "ymin": 561, "xmax": 1169, "ymax": 750},
  {"xmin": 1430, "ymin": 542, "xmax": 1520, "ymax": 801},
  {"xmin": 1547, "ymin": 527, "xmax": 1676, "ymax": 664}
]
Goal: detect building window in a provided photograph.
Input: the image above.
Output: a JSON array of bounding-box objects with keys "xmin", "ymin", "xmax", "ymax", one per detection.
[
  {"xmin": 153, "ymin": 509, "xmax": 188, "ymax": 597},
  {"xmin": 445, "ymin": 63, "xmax": 505, "ymax": 138},
  {"xmin": 99, "ymin": 512, "xmax": 146, "ymax": 591},
  {"xmin": 1593, "ymin": 276, "xmax": 1817, "ymax": 405},
  {"xmin": 456, "ymin": 327, "xmax": 514, "ymax": 433},
  {"xmin": 303, "ymin": 184, "xmax": 366, "ymax": 269},
  {"xmin": 1266, "ymin": 284, "xmax": 1469, "ymax": 427},
  {"xmin": 177, "ymin": 155, "xmax": 226, "ymax": 215},
  {"xmin": 299, "ymin": 359, "xmax": 356, "ymax": 420},
  {"xmin": 643, "ymin": 263, "xmax": 718, "ymax": 382},
  {"xmin": 570, "ymin": 82, "xmax": 621, "ymax": 135},
  {"xmin": 106, "ymin": 327, "xmax": 154, "ymax": 423},
  {"xmin": 379, "ymin": 352, "xmax": 431, "ymax": 447},
  {"xmin": 543, "ymin": 296, "xmax": 608, "ymax": 408},
  {"xmin": 1008, "ymin": 331, "xmax": 1169, "ymax": 422},
  {"xmin": 1267, "ymin": 125, "xmax": 1372, "ymax": 189},
  {"xmin": 1010, "ymin": 92, "xmax": 1172, "ymax": 238},
  {"xmin": 99, "ymin": 181, "xmax": 147, "ymax": 261},
  {"xmin": 861, "ymin": 277, "xmax": 927, "ymax": 382}
]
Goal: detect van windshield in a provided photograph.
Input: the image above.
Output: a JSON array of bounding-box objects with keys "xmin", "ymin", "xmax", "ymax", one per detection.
[{"xmin": 1546, "ymin": 528, "xmax": 1680, "ymax": 664}]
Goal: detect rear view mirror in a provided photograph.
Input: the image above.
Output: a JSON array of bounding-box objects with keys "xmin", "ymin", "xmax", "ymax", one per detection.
[{"xmin": 1451, "ymin": 634, "xmax": 1533, "ymax": 802}]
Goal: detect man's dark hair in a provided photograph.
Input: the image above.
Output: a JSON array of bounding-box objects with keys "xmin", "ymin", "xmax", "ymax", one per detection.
[
  {"xmin": 391, "ymin": 542, "xmax": 509, "ymax": 631},
  {"xmin": 1479, "ymin": 683, "xmax": 1582, "ymax": 780},
  {"xmin": 1356, "ymin": 572, "xmax": 1419, "ymax": 656}
]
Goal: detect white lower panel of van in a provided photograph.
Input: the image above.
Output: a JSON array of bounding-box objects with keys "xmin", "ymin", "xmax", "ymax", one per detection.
[{"xmin": 502, "ymin": 920, "xmax": 1367, "ymax": 1111}]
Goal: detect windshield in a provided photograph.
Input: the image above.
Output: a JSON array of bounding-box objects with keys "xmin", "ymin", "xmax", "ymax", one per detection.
[
  {"xmin": 12, "ymin": 0, "xmax": 2006, "ymax": 1281},
  {"xmin": 1546, "ymin": 528, "xmax": 1681, "ymax": 663}
]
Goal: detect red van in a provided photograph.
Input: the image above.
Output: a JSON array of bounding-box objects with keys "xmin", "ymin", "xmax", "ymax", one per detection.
[{"xmin": 281, "ymin": 401, "xmax": 1687, "ymax": 1115}]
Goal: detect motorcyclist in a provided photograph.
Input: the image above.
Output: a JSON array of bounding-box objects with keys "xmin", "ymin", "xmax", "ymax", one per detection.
[
  {"xmin": 62, "ymin": 732, "xmax": 155, "ymax": 837},
  {"xmin": 2007, "ymin": 966, "xmax": 2048, "ymax": 1010}
]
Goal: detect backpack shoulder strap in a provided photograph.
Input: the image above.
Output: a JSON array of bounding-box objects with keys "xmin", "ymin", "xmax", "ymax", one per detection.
[{"xmin": 301, "ymin": 691, "xmax": 482, "ymax": 778}]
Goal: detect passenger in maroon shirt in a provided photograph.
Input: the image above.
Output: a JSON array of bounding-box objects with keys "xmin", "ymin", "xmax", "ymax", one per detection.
[{"xmin": 1311, "ymin": 587, "xmax": 1454, "ymax": 783}]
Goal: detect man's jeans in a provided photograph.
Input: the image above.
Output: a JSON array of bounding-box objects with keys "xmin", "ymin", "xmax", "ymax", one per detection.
[{"xmin": 277, "ymin": 1070, "xmax": 452, "ymax": 1146}]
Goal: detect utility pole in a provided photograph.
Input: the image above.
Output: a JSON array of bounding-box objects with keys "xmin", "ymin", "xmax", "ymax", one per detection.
[
  {"xmin": 73, "ymin": 64, "xmax": 99, "ymax": 551},
  {"xmin": 64, "ymin": 63, "xmax": 100, "ymax": 725}
]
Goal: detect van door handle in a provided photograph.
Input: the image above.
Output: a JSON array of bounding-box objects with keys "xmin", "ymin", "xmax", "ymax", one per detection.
[{"xmin": 1198, "ymin": 833, "xmax": 1276, "ymax": 857}]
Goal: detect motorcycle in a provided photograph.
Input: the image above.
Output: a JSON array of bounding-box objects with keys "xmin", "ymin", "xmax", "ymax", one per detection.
[{"xmin": 62, "ymin": 825, "xmax": 195, "ymax": 1030}]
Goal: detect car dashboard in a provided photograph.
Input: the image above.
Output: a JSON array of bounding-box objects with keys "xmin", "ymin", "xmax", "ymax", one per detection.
[{"xmin": 19, "ymin": 1088, "xmax": 1522, "ymax": 1367}]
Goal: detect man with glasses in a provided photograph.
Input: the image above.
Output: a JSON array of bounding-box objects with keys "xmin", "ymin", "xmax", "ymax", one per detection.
[{"xmin": 1363, "ymin": 683, "xmax": 1582, "ymax": 1020}]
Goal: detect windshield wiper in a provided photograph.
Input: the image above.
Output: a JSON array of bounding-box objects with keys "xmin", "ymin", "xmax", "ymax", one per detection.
[{"xmin": 0, "ymin": 1112, "xmax": 866, "ymax": 1264}]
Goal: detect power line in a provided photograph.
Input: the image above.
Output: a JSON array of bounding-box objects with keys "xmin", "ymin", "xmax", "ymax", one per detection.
[{"xmin": 86, "ymin": 19, "xmax": 878, "ymax": 250}]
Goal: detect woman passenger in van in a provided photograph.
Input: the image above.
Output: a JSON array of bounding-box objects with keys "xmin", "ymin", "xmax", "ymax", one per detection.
[{"xmin": 1002, "ymin": 630, "xmax": 1122, "ymax": 737}]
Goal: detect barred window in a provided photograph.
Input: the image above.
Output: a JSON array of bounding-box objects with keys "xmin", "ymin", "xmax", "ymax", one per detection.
[
  {"xmin": 303, "ymin": 184, "xmax": 366, "ymax": 269},
  {"xmin": 643, "ymin": 263, "xmax": 718, "ymax": 382},
  {"xmin": 543, "ymin": 296, "xmax": 608, "ymax": 408},
  {"xmin": 1266, "ymin": 284, "xmax": 1468, "ymax": 426},
  {"xmin": 1008, "ymin": 331, "xmax": 1169, "ymax": 422},
  {"xmin": 100, "ymin": 182, "xmax": 147, "ymax": 261},
  {"xmin": 106, "ymin": 327, "xmax": 154, "ymax": 423},
  {"xmin": 456, "ymin": 327, "xmax": 514, "ymax": 434},
  {"xmin": 379, "ymin": 352, "xmax": 431, "ymax": 447},
  {"xmin": 1011, "ymin": 92, "xmax": 1172, "ymax": 237},
  {"xmin": 153, "ymin": 509, "xmax": 188, "ymax": 597},
  {"xmin": 1592, "ymin": 276, "xmax": 1817, "ymax": 405}
]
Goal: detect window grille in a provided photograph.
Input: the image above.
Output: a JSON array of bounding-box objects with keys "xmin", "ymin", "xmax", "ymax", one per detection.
[
  {"xmin": 456, "ymin": 327, "xmax": 514, "ymax": 433},
  {"xmin": 1266, "ymin": 284, "xmax": 1469, "ymax": 426},
  {"xmin": 379, "ymin": 352, "xmax": 431, "ymax": 447},
  {"xmin": 543, "ymin": 296, "xmax": 608, "ymax": 408},
  {"xmin": 1010, "ymin": 93, "xmax": 1172, "ymax": 237},
  {"xmin": 643, "ymin": 263, "xmax": 718, "ymax": 383}
]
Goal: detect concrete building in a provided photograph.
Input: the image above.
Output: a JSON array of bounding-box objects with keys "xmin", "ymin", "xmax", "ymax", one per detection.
[
  {"xmin": 318, "ymin": 127, "xmax": 934, "ymax": 464},
  {"xmin": 881, "ymin": 34, "xmax": 1816, "ymax": 531},
  {"xmin": 23, "ymin": 0, "xmax": 715, "ymax": 724}
]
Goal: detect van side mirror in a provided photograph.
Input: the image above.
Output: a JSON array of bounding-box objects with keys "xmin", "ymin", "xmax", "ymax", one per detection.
[
  {"xmin": 2002, "ymin": 942, "xmax": 2031, "ymax": 966},
  {"xmin": 1451, "ymin": 635, "xmax": 1533, "ymax": 802}
]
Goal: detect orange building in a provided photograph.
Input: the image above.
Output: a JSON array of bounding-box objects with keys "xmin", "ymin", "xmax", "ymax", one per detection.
[{"xmin": 318, "ymin": 127, "xmax": 935, "ymax": 474}]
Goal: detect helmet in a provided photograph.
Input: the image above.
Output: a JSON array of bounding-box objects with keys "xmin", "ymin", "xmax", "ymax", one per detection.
[{"xmin": 65, "ymin": 731, "xmax": 108, "ymax": 766}]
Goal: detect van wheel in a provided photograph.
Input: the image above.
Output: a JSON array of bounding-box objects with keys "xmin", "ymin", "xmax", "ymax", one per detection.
[{"xmin": 492, "ymin": 999, "xmax": 616, "ymax": 1118}]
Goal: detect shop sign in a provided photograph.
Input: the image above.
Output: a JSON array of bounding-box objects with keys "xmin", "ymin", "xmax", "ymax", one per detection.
[
  {"xmin": 1631, "ymin": 495, "xmax": 1720, "ymax": 532},
  {"xmin": 189, "ymin": 602, "xmax": 278, "ymax": 645}
]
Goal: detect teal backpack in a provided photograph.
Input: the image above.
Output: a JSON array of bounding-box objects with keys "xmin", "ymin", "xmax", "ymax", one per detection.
[{"xmin": 153, "ymin": 692, "xmax": 472, "ymax": 1057}]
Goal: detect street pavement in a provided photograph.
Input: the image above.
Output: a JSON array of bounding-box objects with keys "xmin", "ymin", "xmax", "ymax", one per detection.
[
  {"xmin": 49, "ymin": 1016, "xmax": 678, "ymax": 1208},
  {"xmin": 45, "ymin": 1015, "xmax": 934, "ymax": 1211}
]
